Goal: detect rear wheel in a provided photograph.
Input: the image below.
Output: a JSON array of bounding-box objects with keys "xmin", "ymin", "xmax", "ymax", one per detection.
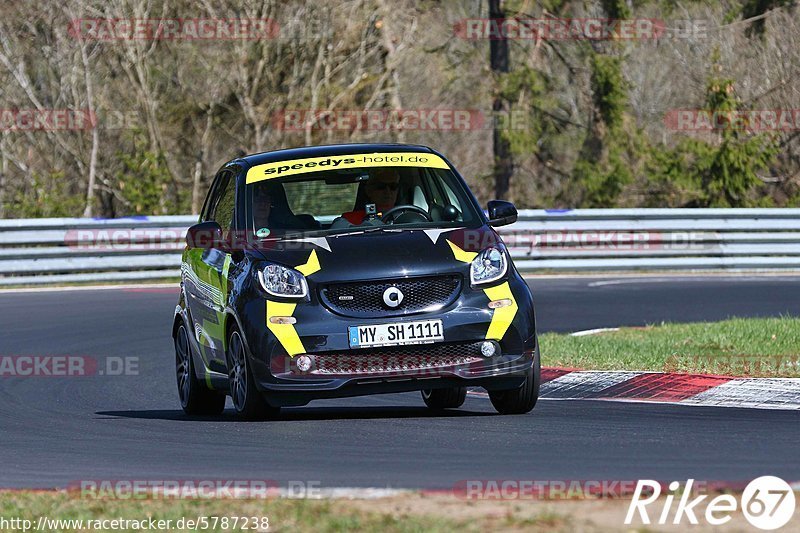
[
  {"xmin": 227, "ymin": 329, "xmax": 280, "ymax": 420},
  {"xmin": 175, "ymin": 324, "xmax": 226, "ymax": 416},
  {"xmin": 421, "ymin": 387, "xmax": 467, "ymax": 409},
  {"xmin": 489, "ymin": 342, "xmax": 541, "ymax": 415}
]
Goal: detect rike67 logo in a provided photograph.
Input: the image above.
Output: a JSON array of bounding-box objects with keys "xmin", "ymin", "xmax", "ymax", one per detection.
[{"xmin": 626, "ymin": 477, "xmax": 796, "ymax": 530}]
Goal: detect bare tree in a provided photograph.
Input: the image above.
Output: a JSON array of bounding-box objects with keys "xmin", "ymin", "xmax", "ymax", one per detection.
[{"xmin": 489, "ymin": 0, "xmax": 513, "ymax": 200}]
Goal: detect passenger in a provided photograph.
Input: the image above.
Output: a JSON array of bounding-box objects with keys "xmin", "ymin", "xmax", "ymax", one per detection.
[
  {"xmin": 252, "ymin": 185, "xmax": 274, "ymax": 237},
  {"xmin": 253, "ymin": 183, "xmax": 319, "ymax": 234}
]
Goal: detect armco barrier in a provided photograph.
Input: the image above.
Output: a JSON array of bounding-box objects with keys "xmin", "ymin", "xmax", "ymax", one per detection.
[
  {"xmin": 1, "ymin": 209, "xmax": 799, "ymax": 285},
  {"xmin": 504, "ymin": 208, "xmax": 800, "ymax": 271},
  {"xmin": 0, "ymin": 215, "xmax": 195, "ymax": 286}
]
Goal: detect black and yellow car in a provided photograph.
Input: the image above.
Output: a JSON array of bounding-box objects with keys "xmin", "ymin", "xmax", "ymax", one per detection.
[{"xmin": 173, "ymin": 143, "xmax": 540, "ymax": 419}]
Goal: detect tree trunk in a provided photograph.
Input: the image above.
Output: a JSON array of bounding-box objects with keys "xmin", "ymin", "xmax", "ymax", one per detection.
[
  {"xmin": 0, "ymin": 134, "xmax": 6, "ymax": 218},
  {"xmin": 79, "ymin": 40, "xmax": 98, "ymax": 218},
  {"xmin": 490, "ymin": 0, "xmax": 512, "ymax": 200},
  {"xmin": 377, "ymin": 0, "xmax": 406, "ymax": 143},
  {"xmin": 192, "ymin": 104, "xmax": 216, "ymax": 215}
]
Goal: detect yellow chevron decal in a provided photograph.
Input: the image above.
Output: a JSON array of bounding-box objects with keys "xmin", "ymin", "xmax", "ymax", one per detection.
[
  {"xmin": 296, "ymin": 249, "xmax": 321, "ymax": 276},
  {"xmin": 483, "ymin": 282, "xmax": 518, "ymax": 340},
  {"xmin": 266, "ymin": 300, "xmax": 304, "ymax": 357},
  {"xmin": 446, "ymin": 239, "xmax": 478, "ymax": 263},
  {"xmin": 264, "ymin": 250, "xmax": 322, "ymax": 358}
]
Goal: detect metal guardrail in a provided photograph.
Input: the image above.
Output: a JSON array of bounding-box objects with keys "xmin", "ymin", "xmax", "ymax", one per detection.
[
  {"xmin": 0, "ymin": 215, "xmax": 194, "ymax": 286},
  {"xmin": 1, "ymin": 209, "xmax": 800, "ymax": 285},
  {"xmin": 504, "ymin": 208, "xmax": 800, "ymax": 272}
]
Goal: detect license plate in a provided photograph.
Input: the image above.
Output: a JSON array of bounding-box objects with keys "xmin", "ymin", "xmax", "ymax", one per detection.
[{"xmin": 348, "ymin": 320, "xmax": 444, "ymax": 348}]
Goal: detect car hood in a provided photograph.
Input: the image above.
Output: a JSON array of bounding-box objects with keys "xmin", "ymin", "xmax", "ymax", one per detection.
[{"xmin": 246, "ymin": 225, "xmax": 501, "ymax": 284}]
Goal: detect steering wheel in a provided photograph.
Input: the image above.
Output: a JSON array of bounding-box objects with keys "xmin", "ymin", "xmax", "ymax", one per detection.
[{"xmin": 380, "ymin": 205, "xmax": 432, "ymax": 224}]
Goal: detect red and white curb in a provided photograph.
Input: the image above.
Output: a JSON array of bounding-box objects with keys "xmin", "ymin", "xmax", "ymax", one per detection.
[{"xmin": 470, "ymin": 368, "xmax": 800, "ymax": 410}]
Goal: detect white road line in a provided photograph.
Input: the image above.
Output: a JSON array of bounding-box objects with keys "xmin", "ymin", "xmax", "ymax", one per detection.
[
  {"xmin": 682, "ymin": 378, "xmax": 800, "ymax": 410},
  {"xmin": 569, "ymin": 327, "xmax": 619, "ymax": 337},
  {"xmin": 540, "ymin": 371, "xmax": 643, "ymax": 397},
  {"xmin": 0, "ymin": 283, "xmax": 177, "ymax": 294},
  {"xmin": 523, "ymin": 272, "xmax": 800, "ymax": 282},
  {"xmin": 470, "ymin": 394, "xmax": 800, "ymax": 410},
  {"xmin": 274, "ymin": 487, "xmax": 411, "ymax": 499},
  {"xmin": 133, "ymin": 487, "xmax": 412, "ymax": 499},
  {"xmin": 470, "ymin": 373, "xmax": 800, "ymax": 411},
  {"xmin": 587, "ymin": 275, "xmax": 800, "ymax": 287}
]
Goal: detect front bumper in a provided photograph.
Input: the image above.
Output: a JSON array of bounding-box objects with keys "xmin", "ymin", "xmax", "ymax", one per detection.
[
  {"xmin": 253, "ymin": 350, "xmax": 534, "ymax": 406},
  {"xmin": 238, "ymin": 273, "xmax": 537, "ymax": 404}
]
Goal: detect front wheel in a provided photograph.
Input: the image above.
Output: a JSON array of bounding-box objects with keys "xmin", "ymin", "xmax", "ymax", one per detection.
[
  {"xmin": 227, "ymin": 329, "xmax": 280, "ymax": 420},
  {"xmin": 421, "ymin": 387, "xmax": 467, "ymax": 409},
  {"xmin": 489, "ymin": 344, "xmax": 541, "ymax": 415},
  {"xmin": 175, "ymin": 324, "xmax": 226, "ymax": 416}
]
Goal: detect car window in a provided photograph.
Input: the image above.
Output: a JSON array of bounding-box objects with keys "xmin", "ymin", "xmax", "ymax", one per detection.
[
  {"xmin": 419, "ymin": 168, "xmax": 466, "ymax": 220},
  {"xmin": 200, "ymin": 172, "xmax": 224, "ymax": 222},
  {"xmin": 248, "ymin": 164, "xmax": 479, "ymax": 238},
  {"xmin": 210, "ymin": 172, "xmax": 235, "ymax": 233},
  {"xmin": 284, "ymin": 180, "xmax": 359, "ymax": 217},
  {"xmin": 439, "ymin": 175, "xmax": 465, "ymax": 212}
]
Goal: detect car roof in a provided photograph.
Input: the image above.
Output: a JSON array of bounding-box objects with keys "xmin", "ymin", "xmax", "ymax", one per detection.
[{"xmin": 229, "ymin": 143, "xmax": 437, "ymax": 169}]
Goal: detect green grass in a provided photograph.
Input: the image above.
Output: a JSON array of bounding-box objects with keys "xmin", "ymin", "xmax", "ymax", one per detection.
[
  {"xmin": 0, "ymin": 492, "xmax": 463, "ymax": 533},
  {"xmin": 0, "ymin": 491, "xmax": 577, "ymax": 533},
  {"xmin": 539, "ymin": 317, "xmax": 800, "ymax": 377}
]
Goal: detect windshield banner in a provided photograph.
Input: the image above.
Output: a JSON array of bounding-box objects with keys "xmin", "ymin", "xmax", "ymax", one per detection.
[{"xmin": 245, "ymin": 152, "xmax": 450, "ymax": 183}]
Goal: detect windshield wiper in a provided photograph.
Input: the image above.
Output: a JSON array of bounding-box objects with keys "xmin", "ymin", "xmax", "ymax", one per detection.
[{"xmin": 362, "ymin": 226, "xmax": 389, "ymax": 233}]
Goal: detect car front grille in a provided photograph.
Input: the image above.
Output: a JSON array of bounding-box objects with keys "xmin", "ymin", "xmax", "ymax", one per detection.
[
  {"xmin": 320, "ymin": 275, "xmax": 461, "ymax": 317},
  {"xmin": 309, "ymin": 341, "xmax": 484, "ymax": 376}
]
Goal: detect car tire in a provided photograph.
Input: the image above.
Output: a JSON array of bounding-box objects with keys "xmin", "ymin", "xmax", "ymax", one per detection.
[
  {"xmin": 175, "ymin": 324, "xmax": 226, "ymax": 416},
  {"xmin": 227, "ymin": 328, "xmax": 281, "ymax": 420},
  {"xmin": 421, "ymin": 386, "xmax": 467, "ymax": 409},
  {"xmin": 488, "ymin": 340, "xmax": 541, "ymax": 415}
]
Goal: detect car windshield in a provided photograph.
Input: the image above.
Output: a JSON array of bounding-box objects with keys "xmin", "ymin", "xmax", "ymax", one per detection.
[{"xmin": 246, "ymin": 156, "xmax": 482, "ymax": 239}]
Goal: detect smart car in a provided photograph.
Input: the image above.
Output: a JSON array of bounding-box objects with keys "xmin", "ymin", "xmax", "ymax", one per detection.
[{"xmin": 173, "ymin": 143, "xmax": 540, "ymax": 419}]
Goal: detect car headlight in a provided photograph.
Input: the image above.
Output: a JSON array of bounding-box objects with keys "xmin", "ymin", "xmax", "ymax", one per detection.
[
  {"xmin": 257, "ymin": 263, "xmax": 308, "ymax": 298},
  {"xmin": 470, "ymin": 244, "xmax": 508, "ymax": 286}
]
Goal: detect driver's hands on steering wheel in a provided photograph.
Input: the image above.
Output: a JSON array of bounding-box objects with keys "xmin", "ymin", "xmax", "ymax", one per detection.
[{"xmin": 380, "ymin": 204, "xmax": 433, "ymax": 224}]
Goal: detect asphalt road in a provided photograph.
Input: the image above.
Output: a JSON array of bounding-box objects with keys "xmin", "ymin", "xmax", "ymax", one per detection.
[{"xmin": 1, "ymin": 275, "xmax": 799, "ymax": 489}]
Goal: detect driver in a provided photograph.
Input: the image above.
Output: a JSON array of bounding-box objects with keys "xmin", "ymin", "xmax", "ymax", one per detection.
[{"xmin": 341, "ymin": 167, "xmax": 400, "ymax": 224}]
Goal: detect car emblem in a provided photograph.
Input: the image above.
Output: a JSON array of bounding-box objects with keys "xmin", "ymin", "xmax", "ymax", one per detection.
[{"xmin": 382, "ymin": 286, "xmax": 404, "ymax": 308}]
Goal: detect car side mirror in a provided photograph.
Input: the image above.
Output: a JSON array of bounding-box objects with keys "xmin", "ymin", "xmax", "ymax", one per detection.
[
  {"xmin": 186, "ymin": 221, "xmax": 223, "ymax": 249},
  {"xmin": 487, "ymin": 200, "xmax": 517, "ymax": 227}
]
